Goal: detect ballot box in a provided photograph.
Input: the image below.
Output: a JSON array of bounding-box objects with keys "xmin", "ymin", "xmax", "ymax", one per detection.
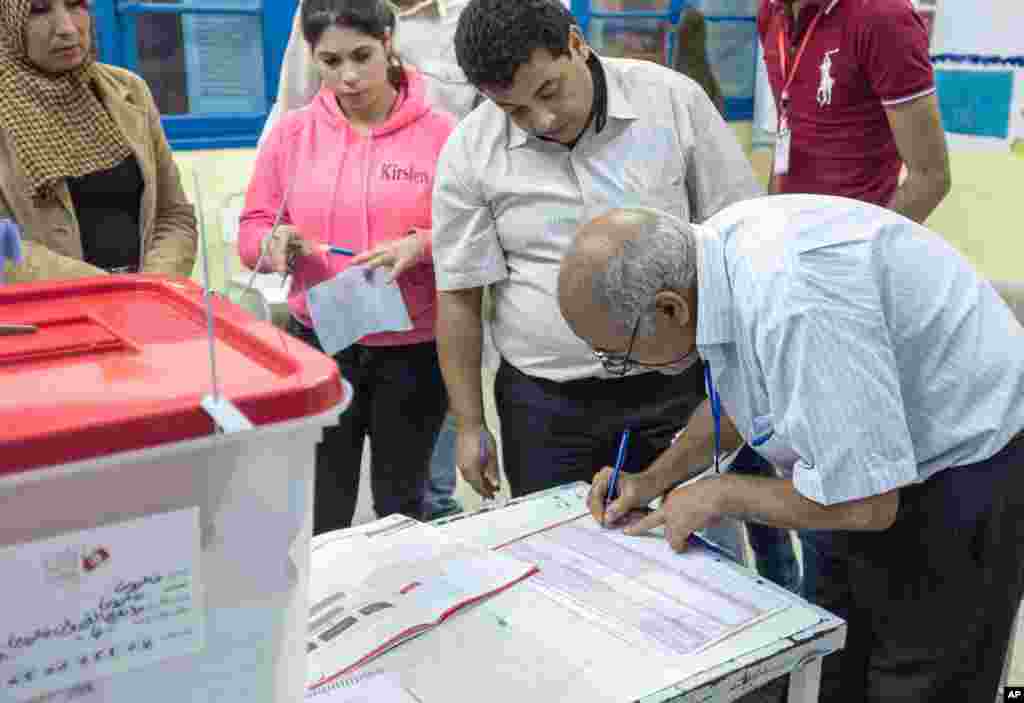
[{"xmin": 0, "ymin": 276, "xmax": 350, "ymax": 703}]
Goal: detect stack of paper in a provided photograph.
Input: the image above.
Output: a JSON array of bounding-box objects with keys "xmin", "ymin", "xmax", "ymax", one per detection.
[
  {"xmin": 306, "ymin": 671, "xmax": 420, "ymax": 703},
  {"xmin": 305, "ymin": 515, "xmax": 537, "ymax": 689}
]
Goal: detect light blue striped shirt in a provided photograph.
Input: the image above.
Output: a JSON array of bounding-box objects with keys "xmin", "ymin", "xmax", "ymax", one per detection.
[{"xmin": 695, "ymin": 194, "xmax": 1024, "ymax": 505}]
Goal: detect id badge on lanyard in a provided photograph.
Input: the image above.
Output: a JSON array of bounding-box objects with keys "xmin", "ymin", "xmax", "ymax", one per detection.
[
  {"xmin": 774, "ymin": 11, "xmax": 825, "ymax": 177},
  {"xmin": 774, "ymin": 112, "xmax": 792, "ymax": 176}
]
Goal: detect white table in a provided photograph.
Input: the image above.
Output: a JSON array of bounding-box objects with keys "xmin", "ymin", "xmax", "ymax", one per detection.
[{"xmin": 361, "ymin": 482, "xmax": 845, "ymax": 703}]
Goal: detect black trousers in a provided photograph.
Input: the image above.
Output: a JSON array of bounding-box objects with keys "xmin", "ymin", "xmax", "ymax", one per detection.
[
  {"xmin": 729, "ymin": 446, "xmax": 803, "ymax": 594},
  {"xmin": 289, "ymin": 319, "xmax": 448, "ymax": 535},
  {"xmin": 802, "ymin": 432, "xmax": 1024, "ymax": 702},
  {"xmin": 493, "ymin": 359, "xmax": 706, "ymax": 497}
]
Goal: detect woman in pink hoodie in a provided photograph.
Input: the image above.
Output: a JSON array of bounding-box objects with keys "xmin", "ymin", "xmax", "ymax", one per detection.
[{"xmin": 239, "ymin": 0, "xmax": 455, "ymax": 534}]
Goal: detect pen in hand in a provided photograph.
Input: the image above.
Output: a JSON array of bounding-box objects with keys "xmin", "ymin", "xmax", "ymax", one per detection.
[
  {"xmin": 318, "ymin": 244, "xmax": 356, "ymax": 257},
  {"xmin": 604, "ymin": 428, "xmax": 631, "ymax": 522}
]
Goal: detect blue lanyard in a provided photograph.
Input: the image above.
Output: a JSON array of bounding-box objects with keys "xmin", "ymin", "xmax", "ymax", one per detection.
[{"xmin": 704, "ymin": 363, "xmax": 722, "ymax": 474}]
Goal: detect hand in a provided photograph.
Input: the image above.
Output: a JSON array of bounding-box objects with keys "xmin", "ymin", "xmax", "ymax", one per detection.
[
  {"xmin": 623, "ymin": 477, "xmax": 723, "ymax": 552},
  {"xmin": 349, "ymin": 230, "xmax": 425, "ymax": 283},
  {"xmin": 589, "ymin": 467, "xmax": 661, "ymax": 527},
  {"xmin": 263, "ymin": 225, "xmax": 313, "ymax": 274},
  {"xmin": 455, "ymin": 423, "xmax": 499, "ymax": 498}
]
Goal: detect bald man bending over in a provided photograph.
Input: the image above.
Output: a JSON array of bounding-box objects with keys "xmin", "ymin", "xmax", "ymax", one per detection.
[{"xmin": 557, "ymin": 198, "xmax": 1024, "ymax": 703}]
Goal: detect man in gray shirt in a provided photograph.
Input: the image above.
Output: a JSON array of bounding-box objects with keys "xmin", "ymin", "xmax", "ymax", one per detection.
[
  {"xmin": 432, "ymin": 0, "xmax": 760, "ymax": 498},
  {"xmin": 562, "ymin": 200, "xmax": 1024, "ymax": 702}
]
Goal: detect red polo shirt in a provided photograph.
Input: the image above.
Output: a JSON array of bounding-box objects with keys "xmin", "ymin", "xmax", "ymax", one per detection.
[{"xmin": 757, "ymin": 0, "xmax": 935, "ymax": 205}]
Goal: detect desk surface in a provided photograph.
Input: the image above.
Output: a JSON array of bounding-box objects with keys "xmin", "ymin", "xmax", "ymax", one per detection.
[{"xmin": 360, "ymin": 483, "xmax": 845, "ymax": 703}]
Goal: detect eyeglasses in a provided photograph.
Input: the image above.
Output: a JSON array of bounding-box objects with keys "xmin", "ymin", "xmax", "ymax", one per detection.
[
  {"xmin": 592, "ymin": 317, "xmax": 642, "ymax": 376},
  {"xmin": 591, "ymin": 316, "xmax": 700, "ymax": 377}
]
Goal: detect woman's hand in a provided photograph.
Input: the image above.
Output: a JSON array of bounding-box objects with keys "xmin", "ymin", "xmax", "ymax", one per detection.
[
  {"xmin": 349, "ymin": 230, "xmax": 425, "ymax": 282},
  {"xmin": 263, "ymin": 225, "xmax": 314, "ymax": 274}
]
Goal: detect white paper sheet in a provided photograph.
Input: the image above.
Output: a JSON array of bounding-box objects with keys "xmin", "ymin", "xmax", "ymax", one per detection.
[
  {"xmin": 500, "ymin": 517, "xmax": 790, "ymax": 660},
  {"xmin": 307, "ymin": 265, "xmax": 413, "ymax": 355},
  {"xmin": 0, "ymin": 509, "xmax": 203, "ymax": 701}
]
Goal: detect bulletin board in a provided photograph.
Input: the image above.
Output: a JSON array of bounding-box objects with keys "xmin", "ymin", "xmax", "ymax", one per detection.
[
  {"xmin": 571, "ymin": 0, "xmax": 759, "ymax": 120},
  {"xmin": 928, "ymin": 0, "xmax": 1024, "ymax": 150}
]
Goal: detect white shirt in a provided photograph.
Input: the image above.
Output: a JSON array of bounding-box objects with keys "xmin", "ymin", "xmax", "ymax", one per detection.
[
  {"xmin": 695, "ymin": 194, "xmax": 1024, "ymax": 505},
  {"xmin": 432, "ymin": 56, "xmax": 761, "ymax": 382}
]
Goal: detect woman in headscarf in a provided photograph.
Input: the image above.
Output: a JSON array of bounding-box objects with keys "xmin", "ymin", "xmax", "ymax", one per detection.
[{"xmin": 0, "ymin": 0, "xmax": 197, "ymax": 283}]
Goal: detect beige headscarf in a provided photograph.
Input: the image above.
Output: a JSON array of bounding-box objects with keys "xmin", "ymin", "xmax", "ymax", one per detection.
[{"xmin": 0, "ymin": 0, "xmax": 131, "ymax": 199}]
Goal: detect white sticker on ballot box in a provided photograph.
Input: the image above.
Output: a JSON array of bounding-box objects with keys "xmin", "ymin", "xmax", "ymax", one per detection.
[{"xmin": 0, "ymin": 509, "xmax": 204, "ymax": 701}]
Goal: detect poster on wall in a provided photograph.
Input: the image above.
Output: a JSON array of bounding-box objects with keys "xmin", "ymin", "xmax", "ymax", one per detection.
[
  {"xmin": 705, "ymin": 19, "xmax": 757, "ymax": 111},
  {"xmin": 588, "ymin": 16, "xmax": 671, "ymax": 65},
  {"xmin": 935, "ymin": 69, "xmax": 1015, "ymax": 140},
  {"xmin": 181, "ymin": 2, "xmax": 267, "ymax": 115},
  {"xmin": 928, "ymin": 0, "xmax": 1023, "ymax": 150},
  {"xmin": 693, "ymin": 0, "xmax": 757, "ymax": 15},
  {"xmin": 691, "ymin": 0, "xmax": 758, "ymax": 119}
]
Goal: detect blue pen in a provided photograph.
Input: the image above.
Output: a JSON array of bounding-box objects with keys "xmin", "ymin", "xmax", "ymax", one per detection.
[
  {"xmin": 322, "ymin": 245, "xmax": 356, "ymax": 257},
  {"xmin": 479, "ymin": 430, "xmax": 490, "ymax": 466},
  {"xmin": 604, "ymin": 428, "xmax": 631, "ymax": 514}
]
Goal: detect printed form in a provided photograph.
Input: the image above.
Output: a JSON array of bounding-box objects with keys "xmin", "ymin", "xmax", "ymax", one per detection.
[{"xmin": 500, "ymin": 517, "xmax": 792, "ymax": 659}]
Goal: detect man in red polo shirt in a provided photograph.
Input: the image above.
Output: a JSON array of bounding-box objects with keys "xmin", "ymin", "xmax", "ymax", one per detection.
[{"xmin": 758, "ymin": 0, "xmax": 950, "ymax": 222}]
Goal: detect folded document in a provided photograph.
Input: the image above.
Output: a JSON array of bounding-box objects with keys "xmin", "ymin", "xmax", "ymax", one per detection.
[{"xmin": 306, "ymin": 515, "xmax": 538, "ymax": 689}]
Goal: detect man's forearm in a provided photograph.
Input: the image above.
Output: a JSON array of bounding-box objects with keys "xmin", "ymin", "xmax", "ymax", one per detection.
[
  {"xmin": 711, "ymin": 474, "xmax": 899, "ymax": 531},
  {"xmin": 436, "ymin": 289, "xmax": 486, "ymax": 427},
  {"xmin": 886, "ymin": 169, "xmax": 950, "ymax": 224},
  {"xmin": 645, "ymin": 399, "xmax": 744, "ymax": 494}
]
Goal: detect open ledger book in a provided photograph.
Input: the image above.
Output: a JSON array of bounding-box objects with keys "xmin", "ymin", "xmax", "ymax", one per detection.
[{"xmin": 305, "ymin": 515, "xmax": 538, "ymax": 689}]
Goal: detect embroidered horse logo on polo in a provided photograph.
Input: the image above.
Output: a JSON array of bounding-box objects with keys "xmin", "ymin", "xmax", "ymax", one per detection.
[{"xmin": 817, "ymin": 49, "xmax": 839, "ymax": 107}]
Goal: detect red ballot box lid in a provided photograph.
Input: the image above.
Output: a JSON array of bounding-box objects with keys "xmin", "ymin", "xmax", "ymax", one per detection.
[{"xmin": 0, "ymin": 276, "xmax": 345, "ymax": 476}]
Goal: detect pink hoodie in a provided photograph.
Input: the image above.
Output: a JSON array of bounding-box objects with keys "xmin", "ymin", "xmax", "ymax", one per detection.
[{"xmin": 239, "ymin": 68, "xmax": 455, "ymax": 346}]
